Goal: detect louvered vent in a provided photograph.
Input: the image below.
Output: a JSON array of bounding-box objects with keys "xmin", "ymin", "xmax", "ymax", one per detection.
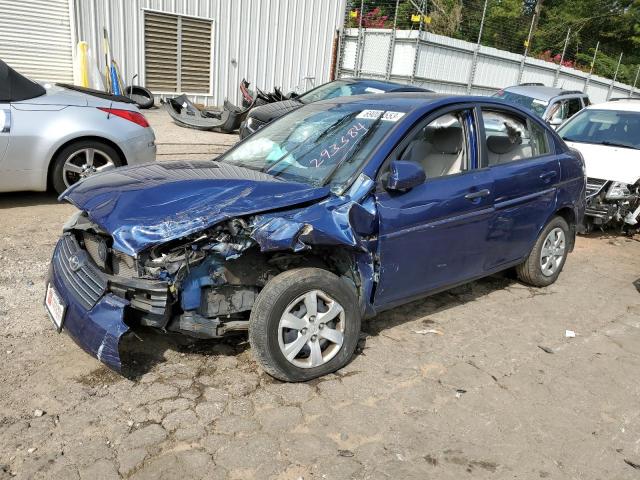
[
  {"xmin": 180, "ymin": 17, "xmax": 212, "ymax": 92},
  {"xmin": 144, "ymin": 12, "xmax": 178, "ymax": 91},
  {"xmin": 144, "ymin": 11, "xmax": 211, "ymax": 93}
]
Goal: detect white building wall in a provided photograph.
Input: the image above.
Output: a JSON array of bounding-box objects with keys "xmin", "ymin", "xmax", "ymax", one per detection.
[{"xmin": 72, "ymin": 0, "xmax": 346, "ymax": 106}]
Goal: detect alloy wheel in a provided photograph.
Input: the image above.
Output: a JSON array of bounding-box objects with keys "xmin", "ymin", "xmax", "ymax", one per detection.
[
  {"xmin": 540, "ymin": 227, "xmax": 566, "ymax": 277},
  {"xmin": 62, "ymin": 148, "xmax": 115, "ymax": 187},
  {"xmin": 277, "ymin": 290, "xmax": 346, "ymax": 369}
]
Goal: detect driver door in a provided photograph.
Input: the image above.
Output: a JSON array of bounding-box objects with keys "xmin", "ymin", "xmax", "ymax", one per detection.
[{"xmin": 374, "ymin": 106, "xmax": 495, "ymax": 308}]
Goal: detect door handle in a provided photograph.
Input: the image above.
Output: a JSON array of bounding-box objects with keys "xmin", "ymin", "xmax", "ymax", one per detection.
[
  {"xmin": 539, "ymin": 171, "xmax": 558, "ymax": 182},
  {"xmin": 464, "ymin": 189, "xmax": 491, "ymax": 200}
]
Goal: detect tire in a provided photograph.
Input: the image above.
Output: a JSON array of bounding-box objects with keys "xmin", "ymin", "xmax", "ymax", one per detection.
[
  {"xmin": 516, "ymin": 216, "xmax": 570, "ymax": 287},
  {"xmin": 125, "ymin": 86, "xmax": 155, "ymax": 109},
  {"xmin": 249, "ymin": 268, "xmax": 361, "ymax": 382},
  {"xmin": 51, "ymin": 140, "xmax": 123, "ymax": 194}
]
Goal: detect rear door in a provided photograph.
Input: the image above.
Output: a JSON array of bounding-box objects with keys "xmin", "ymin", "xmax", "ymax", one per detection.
[{"xmin": 479, "ymin": 105, "xmax": 560, "ymax": 270}]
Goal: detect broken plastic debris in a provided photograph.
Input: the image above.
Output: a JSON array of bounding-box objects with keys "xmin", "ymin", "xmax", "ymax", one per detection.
[
  {"xmin": 455, "ymin": 389, "xmax": 467, "ymax": 399},
  {"xmin": 33, "ymin": 409, "xmax": 45, "ymax": 417},
  {"xmin": 413, "ymin": 329, "xmax": 444, "ymax": 336},
  {"xmin": 565, "ymin": 330, "xmax": 576, "ymax": 338},
  {"xmin": 538, "ymin": 345, "xmax": 554, "ymax": 354}
]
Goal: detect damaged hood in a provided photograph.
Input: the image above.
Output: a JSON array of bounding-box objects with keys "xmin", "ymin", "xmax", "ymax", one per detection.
[{"xmin": 61, "ymin": 160, "xmax": 330, "ymax": 255}]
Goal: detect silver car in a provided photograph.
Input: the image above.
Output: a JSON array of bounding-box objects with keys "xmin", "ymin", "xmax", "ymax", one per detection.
[
  {"xmin": 493, "ymin": 84, "xmax": 590, "ymax": 128},
  {"xmin": 0, "ymin": 60, "xmax": 156, "ymax": 194}
]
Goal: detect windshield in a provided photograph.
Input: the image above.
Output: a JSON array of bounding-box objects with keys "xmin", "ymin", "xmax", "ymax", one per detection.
[
  {"xmin": 218, "ymin": 103, "xmax": 405, "ymax": 187},
  {"xmin": 492, "ymin": 90, "xmax": 548, "ymax": 118},
  {"xmin": 299, "ymin": 80, "xmax": 389, "ymax": 104},
  {"xmin": 558, "ymin": 109, "xmax": 640, "ymax": 150}
]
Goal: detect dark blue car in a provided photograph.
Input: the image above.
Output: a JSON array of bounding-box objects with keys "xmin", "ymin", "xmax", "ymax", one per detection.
[{"xmin": 45, "ymin": 93, "xmax": 585, "ymax": 381}]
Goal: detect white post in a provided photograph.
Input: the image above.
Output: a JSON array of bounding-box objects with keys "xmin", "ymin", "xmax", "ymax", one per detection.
[
  {"xmin": 552, "ymin": 28, "xmax": 571, "ymax": 88},
  {"xmin": 583, "ymin": 41, "xmax": 599, "ymax": 93},
  {"xmin": 466, "ymin": 0, "xmax": 488, "ymax": 94},
  {"xmin": 517, "ymin": 13, "xmax": 536, "ymax": 85},
  {"xmin": 607, "ymin": 52, "xmax": 623, "ymax": 100}
]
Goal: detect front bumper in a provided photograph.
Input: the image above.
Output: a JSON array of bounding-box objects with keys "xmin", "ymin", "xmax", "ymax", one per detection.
[{"xmin": 46, "ymin": 233, "xmax": 168, "ymax": 371}]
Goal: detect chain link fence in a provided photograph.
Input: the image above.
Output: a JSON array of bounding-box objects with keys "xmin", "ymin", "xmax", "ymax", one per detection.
[{"xmin": 337, "ymin": 0, "xmax": 640, "ymax": 103}]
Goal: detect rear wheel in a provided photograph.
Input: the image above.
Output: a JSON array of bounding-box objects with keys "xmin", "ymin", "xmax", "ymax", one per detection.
[
  {"xmin": 51, "ymin": 140, "xmax": 123, "ymax": 194},
  {"xmin": 249, "ymin": 268, "xmax": 361, "ymax": 382},
  {"xmin": 516, "ymin": 216, "xmax": 570, "ymax": 287}
]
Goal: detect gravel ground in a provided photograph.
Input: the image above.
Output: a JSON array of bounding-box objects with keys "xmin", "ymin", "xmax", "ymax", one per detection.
[{"xmin": 1, "ymin": 110, "xmax": 639, "ymax": 479}]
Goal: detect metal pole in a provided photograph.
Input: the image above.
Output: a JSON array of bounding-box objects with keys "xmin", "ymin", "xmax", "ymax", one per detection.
[
  {"xmin": 353, "ymin": 0, "xmax": 365, "ymax": 77},
  {"xmin": 607, "ymin": 52, "xmax": 623, "ymax": 100},
  {"xmin": 583, "ymin": 41, "xmax": 599, "ymax": 93},
  {"xmin": 385, "ymin": 0, "xmax": 401, "ymax": 80},
  {"xmin": 466, "ymin": 0, "xmax": 488, "ymax": 94},
  {"xmin": 629, "ymin": 65, "xmax": 639, "ymax": 97},
  {"xmin": 517, "ymin": 13, "xmax": 536, "ymax": 85},
  {"xmin": 552, "ymin": 28, "xmax": 570, "ymax": 88},
  {"xmin": 410, "ymin": 0, "xmax": 426, "ymax": 84}
]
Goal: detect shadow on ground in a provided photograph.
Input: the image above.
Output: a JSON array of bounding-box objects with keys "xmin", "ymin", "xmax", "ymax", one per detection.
[
  {"xmin": 0, "ymin": 191, "xmax": 59, "ymax": 209},
  {"xmin": 120, "ymin": 327, "xmax": 250, "ymax": 380},
  {"xmin": 118, "ymin": 272, "xmax": 517, "ymax": 379}
]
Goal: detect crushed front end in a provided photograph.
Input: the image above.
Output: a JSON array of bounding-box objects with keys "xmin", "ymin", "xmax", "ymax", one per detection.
[{"xmin": 584, "ymin": 177, "xmax": 640, "ymax": 232}]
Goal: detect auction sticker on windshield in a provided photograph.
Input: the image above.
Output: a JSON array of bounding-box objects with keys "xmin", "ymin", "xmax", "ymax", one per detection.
[{"xmin": 45, "ymin": 283, "xmax": 65, "ymax": 331}]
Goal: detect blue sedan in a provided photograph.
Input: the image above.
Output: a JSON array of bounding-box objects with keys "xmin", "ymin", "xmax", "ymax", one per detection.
[{"xmin": 45, "ymin": 93, "xmax": 585, "ymax": 381}]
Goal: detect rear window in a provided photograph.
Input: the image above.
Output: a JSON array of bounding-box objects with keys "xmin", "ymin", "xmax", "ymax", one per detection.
[{"xmin": 493, "ymin": 90, "xmax": 548, "ymax": 118}]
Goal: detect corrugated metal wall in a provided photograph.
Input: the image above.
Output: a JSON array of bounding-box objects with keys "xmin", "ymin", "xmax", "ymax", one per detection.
[
  {"xmin": 0, "ymin": 0, "xmax": 74, "ymax": 83},
  {"xmin": 72, "ymin": 0, "xmax": 346, "ymax": 106}
]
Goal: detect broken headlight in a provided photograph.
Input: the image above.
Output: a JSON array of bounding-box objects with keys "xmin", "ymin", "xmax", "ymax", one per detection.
[{"xmin": 605, "ymin": 181, "xmax": 631, "ymax": 200}]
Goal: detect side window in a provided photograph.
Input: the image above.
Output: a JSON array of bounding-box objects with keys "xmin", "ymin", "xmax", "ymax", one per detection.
[
  {"xmin": 566, "ymin": 98, "xmax": 582, "ymax": 118},
  {"xmin": 548, "ymin": 101, "xmax": 565, "ymax": 123},
  {"xmin": 398, "ymin": 111, "xmax": 469, "ymax": 180},
  {"xmin": 583, "ymin": 97, "xmax": 591, "ymax": 107},
  {"xmin": 482, "ymin": 110, "xmax": 550, "ymax": 166}
]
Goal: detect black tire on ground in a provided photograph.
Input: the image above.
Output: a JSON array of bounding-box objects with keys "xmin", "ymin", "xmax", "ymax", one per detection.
[
  {"xmin": 125, "ymin": 86, "xmax": 154, "ymax": 109},
  {"xmin": 249, "ymin": 268, "xmax": 361, "ymax": 382},
  {"xmin": 516, "ymin": 216, "xmax": 570, "ymax": 287},
  {"xmin": 51, "ymin": 140, "xmax": 123, "ymax": 195}
]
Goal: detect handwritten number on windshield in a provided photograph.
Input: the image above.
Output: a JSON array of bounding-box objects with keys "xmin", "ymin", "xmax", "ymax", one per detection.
[{"xmin": 309, "ymin": 122, "xmax": 368, "ymax": 168}]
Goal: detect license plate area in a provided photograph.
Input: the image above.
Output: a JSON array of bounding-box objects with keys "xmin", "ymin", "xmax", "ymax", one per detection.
[{"xmin": 45, "ymin": 283, "xmax": 65, "ymax": 331}]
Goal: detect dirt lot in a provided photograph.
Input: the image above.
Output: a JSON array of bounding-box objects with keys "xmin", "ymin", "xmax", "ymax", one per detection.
[{"xmin": 1, "ymin": 110, "xmax": 639, "ymax": 479}]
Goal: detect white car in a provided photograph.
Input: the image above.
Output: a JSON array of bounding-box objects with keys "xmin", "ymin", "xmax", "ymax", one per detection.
[{"xmin": 557, "ymin": 98, "xmax": 640, "ymax": 231}]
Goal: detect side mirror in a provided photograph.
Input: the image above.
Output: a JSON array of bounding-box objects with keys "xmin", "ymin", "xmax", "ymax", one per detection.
[
  {"xmin": 385, "ymin": 160, "xmax": 426, "ymax": 192},
  {"xmin": 548, "ymin": 117, "xmax": 563, "ymax": 128}
]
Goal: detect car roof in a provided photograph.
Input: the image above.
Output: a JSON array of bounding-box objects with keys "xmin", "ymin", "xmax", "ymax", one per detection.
[
  {"xmin": 586, "ymin": 98, "xmax": 640, "ymax": 112},
  {"xmin": 502, "ymin": 84, "xmax": 586, "ymax": 101},
  {"xmin": 336, "ymin": 77, "xmax": 430, "ymax": 92},
  {"xmin": 312, "ymin": 92, "xmax": 544, "ymax": 117},
  {"xmin": 312, "ymin": 91, "xmax": 447, "ymax": 110}
]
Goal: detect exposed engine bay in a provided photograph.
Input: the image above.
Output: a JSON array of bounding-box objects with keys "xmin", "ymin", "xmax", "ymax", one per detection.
[
  {"xmin": 584, "ymin": 177, "xmax": 640, "ymax": 232},
  {"xmin": 67, "ymin": 213, "xmax": 364, "ymax": 340}
]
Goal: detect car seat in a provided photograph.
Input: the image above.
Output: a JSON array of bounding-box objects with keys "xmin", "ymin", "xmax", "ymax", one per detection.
[{"xmin": 401, "ymin": 126, "xmax": 464, "ymax": 178}]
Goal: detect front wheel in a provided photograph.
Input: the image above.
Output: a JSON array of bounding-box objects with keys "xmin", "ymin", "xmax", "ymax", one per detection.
[
  {"xmin": 516, "ymin": 216, "xmax": 570, "ymax": 287},
  {"xmin": 249, "ymin": 268, "xmax": 361, "ymax": 382}
]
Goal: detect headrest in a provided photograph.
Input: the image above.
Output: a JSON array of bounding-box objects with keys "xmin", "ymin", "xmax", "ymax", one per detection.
[
  {"xmin": 487, "ymin": 135, "xmax": 522, "ymax": 154},
  {"xmin": 432, "ymin": 127, "xmax": 462, "ymax": 154}
]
